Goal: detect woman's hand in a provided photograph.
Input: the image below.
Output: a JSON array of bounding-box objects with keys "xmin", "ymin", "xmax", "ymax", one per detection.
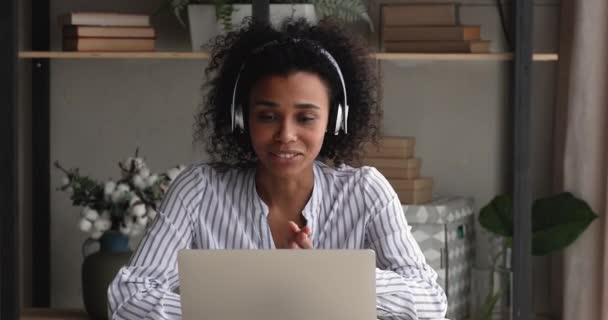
[{"xmin": 287, "ymin": 221, "xmax": 313, "ymax": 249}]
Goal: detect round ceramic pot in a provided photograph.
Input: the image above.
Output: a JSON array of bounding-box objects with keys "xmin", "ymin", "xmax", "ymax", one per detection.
[{"xmin": 82, "ymin": 231, "xmax": 132, "ymax": 320}]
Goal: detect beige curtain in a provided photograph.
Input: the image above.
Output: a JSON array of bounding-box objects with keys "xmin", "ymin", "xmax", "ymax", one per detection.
[{"xmin": 553, "ymin": 0, "xmax": 608, "ymax": 319}]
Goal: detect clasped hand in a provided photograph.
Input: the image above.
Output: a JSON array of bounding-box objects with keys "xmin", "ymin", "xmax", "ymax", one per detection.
[{"xmin": 287, "ymin": 221, "xmax": 312, "ymax": 249}]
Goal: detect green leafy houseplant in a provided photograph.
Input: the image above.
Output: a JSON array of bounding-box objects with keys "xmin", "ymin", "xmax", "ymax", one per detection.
[
  {"xmin": 468, "ymin": 192, "xmax": 598, "ymax": 320},
  {"xmin": 164, "ymin": 0, "xmax": 373, "ymax": 31}
]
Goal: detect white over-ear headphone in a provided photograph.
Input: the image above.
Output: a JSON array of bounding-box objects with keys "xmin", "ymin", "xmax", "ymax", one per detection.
[{"xmin": 231, "ymin": 39, "xmax": 349, "ymax": 135}]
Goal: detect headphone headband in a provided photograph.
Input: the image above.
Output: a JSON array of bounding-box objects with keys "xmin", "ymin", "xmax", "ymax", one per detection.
[{"xmin": 231, "ymin": 38, "xmax": 349, "ymax": 135}]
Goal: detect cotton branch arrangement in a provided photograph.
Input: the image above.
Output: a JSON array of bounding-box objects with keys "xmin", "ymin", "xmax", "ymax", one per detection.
[{"xmin": 55, "ymin": 149, "xmax": 186, "ymax": 239}]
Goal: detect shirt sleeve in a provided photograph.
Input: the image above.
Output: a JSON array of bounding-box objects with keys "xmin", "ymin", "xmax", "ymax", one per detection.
[
  {"xmin": 364, "ymin": 171, "xmax": 448, "ymax": 320},
  {"xmin": 108, "ymin": 168, "xmax": 200, "ymax": 319}
]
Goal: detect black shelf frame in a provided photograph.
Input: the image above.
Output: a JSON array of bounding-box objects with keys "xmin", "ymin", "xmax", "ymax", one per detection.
[
  {"xmin": 511, "ymin": 0, "xmax": 533, "ymax": 319},
  {"xmin": 31, "ymin": 0, "xmax": 51, "ymax": 308},
  {"xmin": 0, "ymin": 0, "xmax": 19, "ymax": 318},
  {"xmin": 0, "ymin": 0, "xmax": 534, "ymax": 319}
]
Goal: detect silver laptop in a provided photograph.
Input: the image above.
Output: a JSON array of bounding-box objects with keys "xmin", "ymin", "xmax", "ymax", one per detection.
[{"xmin": 178, "ymin": 249, "xmax": 377, "ymax": 320}]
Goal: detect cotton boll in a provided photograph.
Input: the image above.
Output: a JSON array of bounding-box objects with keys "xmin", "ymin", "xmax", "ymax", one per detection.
[
  {"xmin": 147, "ymin": 207, "xmax": 158, "ymax": 221},
  {"xmin": 104, "ymin": 181, "xmax": 116, "ymax": 197},
  {"xmin": 123, "ymin": 157, "xmax": 136, "ymax": 171},
  {"xmin": 85, "ymin": 209, "xmax": 99, "ymax": 221},
  {"xmin": 111, "ymin": 190, "xmax": 124, "ymax": 203},
  {"xmin": 132, "ymin": 174, "xmax": 146, "ymax": 190},
  {"xmin": 159, "ymin": 183, "xmax": 168, "ymax": 193},
  {"xmin": 94, "ymin": 218, "xmax": 111, "ymax": 232},
  {"xmin": 124, "ymin": 157, "xmax": 134, "ymax": 167},
  {"xmin": 177, "ymin": 165, "xmax": 186, "ymax": 176},
  {"xmin": 136, "ymin": 216, "xmax": 148, "ymax": 227},
  {"xmin": 130, "ymin": 203, "xmax": 147, "ymax": 217},
  {"xmin": 167, "ymin": 168, "xmax": 180, "ymax": 181},
  {"xmin": 145, "ymin": 175, "xmax": 158, "ymax": 187},
  {"xmin": 135, "ymin": 157, "xmax": 145, "ymax": 169},
  {"xmin": 129, "ymin": 194, "xmax": 141, "ymax": 207},
  {"xmin": 81, "ymin": 207, "xmax": 99, "ymax": 221},
  {"xmin": 129, "ymin": 157, "xmax": 145, "ymax": 171},
  {"xmin": 169, "ymin": 165, "xmax": 186, "ymax": 181},
  {"xmin": 116, "ymin": 183, "xmax": 130, "ymax": 193},
  {"xmin": 79, "ymin": 218, "xmax": 93, "ymax": 232},
  {"xmin": 119, "ymin": 219, "xmax": 132, "ymax": 235},
  {"xmin": 139, "ymin": 167, "xmax": 150, "ymax": 178},
  {"xmin": 100, "ymin": 210, "xmax": 111, "ymax": 220},
  {"xmin": 119, "ymin": 225, "xmax": 131, "ymax": 236},
  {"xmin": 130, "ymin": 225, "xmax": 144, "ymax": 237},
  {"xmin": 119, "ymin": 224, "xmax": 132, "ymax": 235},
  {"xmin": 61, "ymin": 176, "xmax": 70, "ymax": 187},
  {"xmin": 112, "ymin": 183, "xmax": 130, "ymax": 203},
  {"xmin": 90, "ymin": 231, "xmax": 104, "ymax": 240}
]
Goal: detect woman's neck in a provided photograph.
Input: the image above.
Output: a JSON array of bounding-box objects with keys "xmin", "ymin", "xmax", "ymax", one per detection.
[{"xmin": 254, "ymin": 165, "xmax": 314, "ymax": 217}]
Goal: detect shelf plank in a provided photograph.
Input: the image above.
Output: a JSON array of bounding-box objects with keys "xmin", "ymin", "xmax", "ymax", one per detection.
[
  {"xmin": 18, "ymin": 51, "xmax": 558, "ymax": 61},
  {"xmin": 20, "ymin": 308, "xmax": 88, "ymax": 320},
  {"xmin": 18, "ymin": 51, "xmax": 210, "ymax": 59},
  {"xmin": 375, "ymin": 53, "xmax": 558, "ymax": 61}
]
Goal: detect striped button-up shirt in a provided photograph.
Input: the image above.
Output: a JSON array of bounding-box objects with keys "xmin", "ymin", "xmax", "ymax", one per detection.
[{"xmin": 108, "ymin": 161, "xmax": 448, "ymax": 320}]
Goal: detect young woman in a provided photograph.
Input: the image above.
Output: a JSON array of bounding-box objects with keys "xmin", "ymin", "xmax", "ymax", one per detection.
[{"xmin": 108, "ymin": 19, "xmax": 447, "ymax": 320}]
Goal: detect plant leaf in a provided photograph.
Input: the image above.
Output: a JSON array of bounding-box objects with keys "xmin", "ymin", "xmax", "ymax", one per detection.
[
  {"xmin": 479, "ymin": 194, "xmax": 513, "ymax": 237},
  {"xmin": 531, "ymin": 192, "xmax": 598, "ymax": 255},
  {"xmin": 467, "ymin": 290, "xmax": 501, "ymax": 320},
  {"xmin": 313, "ymin": 0, "xmax": 373, "ymax": 31},
  {"xmin": 480, "ymin": 290, "xmax": 501, "ymax": 320}
]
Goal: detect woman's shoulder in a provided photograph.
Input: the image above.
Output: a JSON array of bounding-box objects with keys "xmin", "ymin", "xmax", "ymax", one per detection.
[
  {"xmin": 315, "ymin": 161, "xmax": 395, "ymax": 200},
  {"xmin": 164, "ymin": 161, "xmax": 251, "ymax": 209},
  {"xmin": 175, "ymin": 161, "xmax": 250, "ymax": 186},
  {"xmin": 315, "ymin": 161, "xmax": 396, "ymax": 212}
]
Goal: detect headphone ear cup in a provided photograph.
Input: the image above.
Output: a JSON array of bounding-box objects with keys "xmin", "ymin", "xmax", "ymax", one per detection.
[
  {"xmin": 231, "ymin": 103, "xmax": 236, "ymax": 132},
  {"xmin": 343, "ymin": 104, "xmax": 349, "ymax": 134},
  {"xmin": 235, "ymin": 104, "xmax": 245, "ymax": 131},
  {"xmin": 334, "ymin": 104, "xmax": 343, "ymax": 135}
]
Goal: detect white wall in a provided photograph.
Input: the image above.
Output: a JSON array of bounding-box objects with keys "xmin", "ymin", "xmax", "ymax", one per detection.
[
  {"xmin": 46, "ymin": 0, "xmax": 560, "ymax": 316},
  {"xmin": 49, "ymin": 58, "xmax": 209, "ymax": 306}
]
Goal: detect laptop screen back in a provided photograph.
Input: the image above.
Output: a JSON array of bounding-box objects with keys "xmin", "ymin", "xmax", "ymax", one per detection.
[{"xmin": 178, "ymin": 249, "xmax": 376, "ymax": 320}]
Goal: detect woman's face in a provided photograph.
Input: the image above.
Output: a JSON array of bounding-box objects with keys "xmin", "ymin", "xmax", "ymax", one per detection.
[{"xmin": 248, "ymin": 71, "xmax": 330, "ymax": 179}]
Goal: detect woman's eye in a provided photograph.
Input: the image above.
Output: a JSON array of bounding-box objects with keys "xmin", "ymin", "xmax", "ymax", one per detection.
[
  {"xmin": 257, "ymin": 113, "xmax": 276, "ymax": 122},
  {"xmin": 298, "ymin": 115, "xmax": 317, "ymax": 123}
]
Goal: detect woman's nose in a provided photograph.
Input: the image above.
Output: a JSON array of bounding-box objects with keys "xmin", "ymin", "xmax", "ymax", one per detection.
[{"xmin": 274, "ymin": 119, "xmax": 297, "ymax": 142}]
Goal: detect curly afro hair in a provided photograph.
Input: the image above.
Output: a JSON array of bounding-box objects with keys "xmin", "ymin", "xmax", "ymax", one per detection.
[{"xmin": 195, "ymin": 18, "xmax": 381, "ymax": 168}]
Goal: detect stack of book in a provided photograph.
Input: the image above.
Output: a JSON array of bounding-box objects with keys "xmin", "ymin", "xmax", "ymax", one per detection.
[
  {"xmin": 381, "ymin": 4, "xmax": 490, "ymax": 53},
  {"xmin": 60, "ymin": 12, "xmax": 156, "ymax": 52},
  {"xmin": 360, "ymin": 137, "xmax": 433, "ymax": 205}
]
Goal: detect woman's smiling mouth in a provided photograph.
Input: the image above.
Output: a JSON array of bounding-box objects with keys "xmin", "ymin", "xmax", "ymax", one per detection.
[{"xmin": 269, "ymin": 151, "xmax": 304, "ymax": 163}]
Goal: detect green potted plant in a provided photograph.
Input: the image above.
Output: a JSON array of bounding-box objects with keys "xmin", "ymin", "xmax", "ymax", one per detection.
[
  {"xmin": 469, "ymin": 192, "xmax": 598, "ymax": 320},
  {"xmin": 162, "ymin": 0, "xmax": 372, "ymax": 51}
]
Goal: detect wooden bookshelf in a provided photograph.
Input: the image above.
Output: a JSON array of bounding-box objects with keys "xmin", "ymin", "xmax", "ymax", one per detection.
[{"xmin": 18, "ymin": 51, "xmax": 559, "ymax": 61}]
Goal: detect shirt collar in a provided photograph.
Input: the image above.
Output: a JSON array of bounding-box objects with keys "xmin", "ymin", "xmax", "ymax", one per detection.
[
  {"xmin": 301, "ymin": 161, "xmax": 323, "ymax": 222},
  {"xmin": 248, "ymin": 168, "xmax": 269, "ymax": 215},
  {"xmin": 248, "ymin": 162, "xmax": 323, "ymax": 221}
]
